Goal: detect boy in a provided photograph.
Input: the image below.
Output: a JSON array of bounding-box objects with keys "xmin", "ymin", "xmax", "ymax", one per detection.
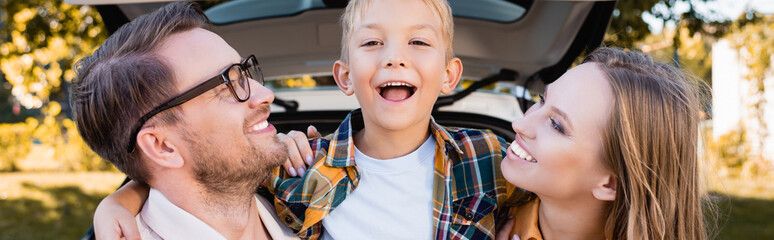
[
  {"xmin": 97, "ymin": 0, "xmax": 514, "ymax": 239},
  {"xmin": 267, "ymin": 0, "xmax": 510, "ymax": 239}
]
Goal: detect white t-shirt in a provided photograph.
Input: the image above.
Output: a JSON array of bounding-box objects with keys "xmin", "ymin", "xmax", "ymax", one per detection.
[{"xmin": 321, "ymin": 136, "xmax": 436, "ymax": 240}]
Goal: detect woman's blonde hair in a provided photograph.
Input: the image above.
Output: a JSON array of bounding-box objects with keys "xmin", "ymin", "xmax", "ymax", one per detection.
[
  {"xmin": 338, "ymin": 0, "xmax": 455, "ymax": 63},
  {"xmin": 583, "ymin": 47, "xmax": 711, "ymax": 240}
]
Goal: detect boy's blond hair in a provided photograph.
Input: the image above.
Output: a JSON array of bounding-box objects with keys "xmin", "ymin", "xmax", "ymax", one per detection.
[{"xmin": 339, "ymin": 0, "xmax": 455, "ymax": 63}]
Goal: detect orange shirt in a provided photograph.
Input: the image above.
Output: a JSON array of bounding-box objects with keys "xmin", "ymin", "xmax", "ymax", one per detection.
[{"xmin": 508, "ymin": 198, "xmax": 542, "ymax": 240}]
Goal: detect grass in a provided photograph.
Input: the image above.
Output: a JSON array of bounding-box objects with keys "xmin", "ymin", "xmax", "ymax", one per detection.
[
  {"xmin": 0, "ymin": 172, "xmax": 125, "ymax": 240},
  {"xmin": 712, "ymin": 194, "xmax": 774, "ymax": 239},
  {"xmin": 0, "ymin": 171, "xmax": 772, "ymax": 239},
  {"xmin": 707, "ymin": 171, "xmax": 774, "ymax": 239}
]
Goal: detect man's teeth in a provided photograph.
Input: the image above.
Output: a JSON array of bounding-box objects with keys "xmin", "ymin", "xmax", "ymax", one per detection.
[
  {"xmin": 250, "ymin": 121, "xmax": 269, "ymax": 132},
  {"xmin": 510, "ymin": 142, "xmax": 536, "ymax": 163}
]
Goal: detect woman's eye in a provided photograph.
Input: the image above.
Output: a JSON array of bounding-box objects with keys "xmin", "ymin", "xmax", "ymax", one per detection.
[
  {"xmin": 361, "ymin": 41, "xmax": 381, "ymax": 47},
  {"xmin": 550, "ymin": 118, "xmax": 566, "ymax": 134},
  {"xmin": 538, "ymin": 94, "xmax": 545, "ymax": 105},
  {"xmin": 410, "ymin": 40, "xmax": 430, "ymax": 46}
]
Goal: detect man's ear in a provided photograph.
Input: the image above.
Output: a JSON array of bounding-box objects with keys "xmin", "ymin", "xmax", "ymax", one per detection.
[
  {"xmin": 441, "ymin": 57, "xmax": 463, "ymax": 94},
  {"xmin": 592, "ymin": 174, "xmax": 617, "ymax": 201},
  {"xmin": 333, "ymin": 60, "xmax": 354, "ymax": 96},
  {"xmin": 136, "ymin": 127, "xmax": 185, "ymax": 169}
]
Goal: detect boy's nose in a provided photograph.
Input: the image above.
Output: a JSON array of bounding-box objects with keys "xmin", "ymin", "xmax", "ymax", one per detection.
[
  {"xmin": 386, "ymin": 61, "xmax": 406, "ymax": 67},
  {"xmin": 384, "ymin": 57, "xmax": 408, "ymax": 68}
]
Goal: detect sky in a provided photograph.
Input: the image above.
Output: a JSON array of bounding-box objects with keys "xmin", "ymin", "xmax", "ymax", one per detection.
[{"xmin": 643, "ymin": 0, "xmax": 774, "ymax": 34}]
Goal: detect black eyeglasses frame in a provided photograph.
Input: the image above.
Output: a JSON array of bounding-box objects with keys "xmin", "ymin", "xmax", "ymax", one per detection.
[{"xmin": 126, "ymin": 55, "xmax": 263, "ymax": 153}]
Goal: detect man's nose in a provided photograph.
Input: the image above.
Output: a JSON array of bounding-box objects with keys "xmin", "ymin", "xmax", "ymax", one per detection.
[{"xmin": 247, "ymin": 79, "xmax": 274, "ymax": 108}]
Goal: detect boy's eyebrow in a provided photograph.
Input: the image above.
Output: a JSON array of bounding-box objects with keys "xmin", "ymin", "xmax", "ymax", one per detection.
[
  {"xmin": 545, "ymin": 85, "xmax": 575, "ymax": 132},
  {"xmin": 361, "ymin": 23, "xmax": 383, "ymax": 30},
  {"xmin": 358, "ymin": 23, "xmax": 438, "ymax": 35},
  {"xmin": 409, "ymin": 24, "xmax": 438, "ymax": 34}
]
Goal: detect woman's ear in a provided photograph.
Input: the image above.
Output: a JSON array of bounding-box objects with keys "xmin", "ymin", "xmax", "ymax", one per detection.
[
  {"xmin": 333, "ymin": 60, "xmax": 354, "ymax": 96},
  {"xmin": 441, "ymin": 57, "xmax": 463, "ymax": 94},
  {"xmin": 136, "ymin": 127, "xmax": 185, "ymax": 169},
  {"xmin": 592, "ymin": 175, "xmax": 617, "ymax": 201}
]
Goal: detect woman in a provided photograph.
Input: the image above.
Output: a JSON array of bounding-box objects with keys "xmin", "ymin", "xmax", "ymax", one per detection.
[{"xmin": 498, "ymin": 47, "xmax": 711, "ymax": 240}]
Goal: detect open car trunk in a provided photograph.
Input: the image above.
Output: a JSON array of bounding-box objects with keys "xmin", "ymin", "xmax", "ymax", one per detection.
[
  {"xmin": 67, "ymin": 0, "xmax": 616, "ymax": 141},
  {"xmin": 64, "ymin": 1, "xmax": 616, "ymax": 238}
]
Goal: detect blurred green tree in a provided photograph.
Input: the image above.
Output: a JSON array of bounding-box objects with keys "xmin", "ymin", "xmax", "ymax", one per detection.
[
  {"xmin": 0, "ymin": 0, "xmax": 109, "ymax": 171},
  {"xmin": 606, "ymin": 0, "xmax": 730, "ymax": 49},
  {"xmin": 728, "ymin": 12, "xmax": 774, "ymax": 171},
  {"xmin": 605, "ymin": 0, "xmax": 737, "ymax": 96},
  {"xmin": 0, "ymin": 0, "xmax": 107, "ymax": 121}
]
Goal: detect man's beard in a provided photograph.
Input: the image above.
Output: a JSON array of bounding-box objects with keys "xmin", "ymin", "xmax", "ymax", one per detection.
[{"xmin": 183, "ymin": 127, "xmax": 288, "ymax": 197}]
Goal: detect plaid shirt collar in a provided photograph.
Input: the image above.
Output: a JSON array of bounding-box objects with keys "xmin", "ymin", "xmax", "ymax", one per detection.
[
  {"xmin": 322, "ymin": 109, "xmax": 464, "ymax": 168},
  {"xmin": 269, "ymin": 108, "xmax": 511, "ymax": 240}
]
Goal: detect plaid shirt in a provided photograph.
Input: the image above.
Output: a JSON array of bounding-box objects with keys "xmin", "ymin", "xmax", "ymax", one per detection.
[{"xmin": 266, "ymin": 109, "xmax": 514, "ymax": 239}]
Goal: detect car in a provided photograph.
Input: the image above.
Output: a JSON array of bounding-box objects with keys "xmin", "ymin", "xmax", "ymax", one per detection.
[{"xmin": 64, "ymin": 0, "xmax": 616, "ymax": 239}]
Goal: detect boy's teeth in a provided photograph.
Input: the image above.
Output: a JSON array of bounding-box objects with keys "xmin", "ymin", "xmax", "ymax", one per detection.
[
  {"xmin": 379, "ymin": 82, "xmax": 414, "ymax": 88},
  {"xmin": 379, "ymin": 81, "xmax": 416, "ymax": 101}
]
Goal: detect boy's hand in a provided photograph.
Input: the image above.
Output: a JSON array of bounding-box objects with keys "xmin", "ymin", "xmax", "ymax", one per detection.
[{"xmin": 278, "ymin": 125, "xmax": 321, "ymax": 177}]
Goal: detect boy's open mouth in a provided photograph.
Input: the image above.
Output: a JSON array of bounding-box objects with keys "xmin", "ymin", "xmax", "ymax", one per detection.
[{"xmin": 378, "ymin": 82, "xmax": 417, "ymax": 101}]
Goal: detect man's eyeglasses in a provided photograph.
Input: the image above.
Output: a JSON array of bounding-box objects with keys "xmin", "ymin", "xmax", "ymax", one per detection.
[{"xmin": 127, "ymin": 55, "xmax": 263, "ymax": 153}]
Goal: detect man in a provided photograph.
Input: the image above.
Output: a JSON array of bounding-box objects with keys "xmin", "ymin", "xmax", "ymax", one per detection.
[{"xmin": 70, "ymin": 2, "xmax": 299, "ymax": 239}]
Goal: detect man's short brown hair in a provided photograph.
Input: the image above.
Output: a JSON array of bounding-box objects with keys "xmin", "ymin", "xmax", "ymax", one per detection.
[{"xmin": 70, "ymin": 2, "xmax": 209, "ymax": 183}]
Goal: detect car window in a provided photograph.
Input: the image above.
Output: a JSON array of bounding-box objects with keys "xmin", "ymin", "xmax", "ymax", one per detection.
[
  {"xmin": 449, "ymin": 0, "xmax": 530, "ymax": 23},
  {"xmin": 204, "ymin": 0, "xmax": 328, "ymax": 25},
  {"xmin": 203, "ymin": 0, "xmax": 532, "ymax": 25}
]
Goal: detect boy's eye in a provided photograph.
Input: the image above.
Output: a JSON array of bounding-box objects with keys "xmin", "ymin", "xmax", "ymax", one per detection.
[
  {"xmin": 361, "ymin": 40, "xmax": 382, "ymax": 47},
  {"xmin": 410, "ymin": 40, "xmax": 430, "ymax": 46}
]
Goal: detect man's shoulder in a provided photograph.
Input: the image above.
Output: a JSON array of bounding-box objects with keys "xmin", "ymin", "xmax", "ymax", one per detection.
[
  {"xmin": 136, "ymin": 212, "xmax": 164, "ymax": 240},
  {"xmin": 138, "ymin": 188, "xmax": 228, "ymax": 239},
  {"xmin": 254, "ymin": 194, "xmax": 303, "ymax": 239}
]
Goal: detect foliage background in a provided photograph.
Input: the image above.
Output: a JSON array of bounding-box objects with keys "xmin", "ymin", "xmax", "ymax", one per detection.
[
  {"xmin": 0, "ymin": 0, "xmax": 772, "ymax": 239},
  {"xmin": 0, "ymin": 0, "xmax": 109, "ymax": 172}
]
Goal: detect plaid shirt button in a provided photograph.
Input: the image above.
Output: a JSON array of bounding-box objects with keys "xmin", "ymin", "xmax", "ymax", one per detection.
[{"xmin": 465, "ymin": 208, "xmax": 474, "ymax": 220}]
